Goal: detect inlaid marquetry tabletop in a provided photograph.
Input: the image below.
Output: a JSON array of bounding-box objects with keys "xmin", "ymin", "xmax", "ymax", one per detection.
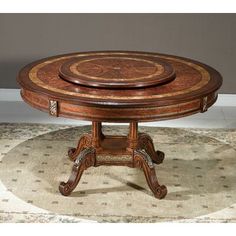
[{"xmin": 17, "ymin": 51, "xmax": 222, "ymax": 122}]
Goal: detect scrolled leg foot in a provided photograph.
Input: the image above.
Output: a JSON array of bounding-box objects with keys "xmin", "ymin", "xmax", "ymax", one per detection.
[
  {"xmin": 59, "ymin": 147, "xmax": 96, "ymax": 196},
  {"xmin": 133, "ymin": 149, "xmax": 167, "ymax": 199},
  {"xmin": 155, "ymin": 185, "xmax": 167, "ymax": 199},
  {"xmin": 59, "ymin": 181, "xmax": 72, "ymax": 196}
]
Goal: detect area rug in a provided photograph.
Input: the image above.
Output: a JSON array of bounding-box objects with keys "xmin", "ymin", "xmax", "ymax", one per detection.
[{"xmin": 0, "ymin": 123, "xmax": 236, "ymax": 223}]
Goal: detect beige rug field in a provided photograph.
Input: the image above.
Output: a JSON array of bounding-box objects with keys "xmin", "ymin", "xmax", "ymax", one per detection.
[{"xmin": 0, "ymin": 123, "xmax": 236, "ymax": 222}]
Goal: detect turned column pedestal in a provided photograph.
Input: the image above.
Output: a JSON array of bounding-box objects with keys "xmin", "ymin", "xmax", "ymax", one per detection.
[{"xmin": 59, "ymin": 122, "xmax": 167, "ymax": 199}]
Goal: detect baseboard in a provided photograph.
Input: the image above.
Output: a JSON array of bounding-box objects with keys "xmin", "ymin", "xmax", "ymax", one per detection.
[
  {"xmin": 0, "ymin": 88, "xmax": 236, "ymax": 107},
  {"xmin": 0, "ymin": 89, "xmax": 22, "ymax": 101},
  {"xmin": 215, "ymin": 94, "xmax": 236, "ymax": 107}
]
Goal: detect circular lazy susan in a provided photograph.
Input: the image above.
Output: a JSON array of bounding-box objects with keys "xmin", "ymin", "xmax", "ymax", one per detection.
[{"xmin": 58, "ymin": 54, "xmax": 176, "ymax": 88}]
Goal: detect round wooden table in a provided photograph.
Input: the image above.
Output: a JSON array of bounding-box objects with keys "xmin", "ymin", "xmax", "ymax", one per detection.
[{"xmin": 17, "ymin": 51, "xmax": 222, "ymax": 199}]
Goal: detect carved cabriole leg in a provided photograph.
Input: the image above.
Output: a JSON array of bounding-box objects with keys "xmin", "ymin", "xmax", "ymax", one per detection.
[
  {"xmin": 68, "ymin": 133, "xmax": 92, "ymax": 162},
  {"xmin": 59, "ymin": 147, "xmax": 96, "ymax": 196},
  {"xmin": 61, "ymin": 122, "xmax": 167, "ymax": 199},
  {"xmin": 138, "ymin": 133, "xmax": 164, "ymax": 165},
  {"xmin": 133, "ymin": 149, "xmax": 167, "ymax": 199}
]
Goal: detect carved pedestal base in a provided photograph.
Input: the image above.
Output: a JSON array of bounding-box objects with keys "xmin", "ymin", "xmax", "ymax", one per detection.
[{"xmin": 59, "ymin": 122, "xmax": 167, "ymax": 199}]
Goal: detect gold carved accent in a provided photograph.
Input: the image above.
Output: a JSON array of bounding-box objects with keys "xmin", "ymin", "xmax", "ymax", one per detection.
[
  {"xmin": 49, "ymin": 100, "xmax": 58, "ymax": 116},
  {"xmin": 134, "ymin": 149, "xmax": 154, "ymax": 168},
  {"xmin": 96, "ymin": 154, "xmax": 132, "ymax": 162},
  {"xmin": 74, "ymin": 148, "xmax": 96, "ymax": 166},
  {"xmin": 201, "ymin": 96, "xmax": 208, "ymax": 112}
]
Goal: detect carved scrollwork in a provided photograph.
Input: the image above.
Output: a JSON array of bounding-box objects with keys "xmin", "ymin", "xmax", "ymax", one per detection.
[
  {"xmin": 137, "ymin": 133, "xmax": 164, "ymax": 165},
  {"xmin": 68, "ymin": 133, "xmax": 93, "ymax": 161},
  {"xmin": 134, "ymin": 149, "xmax": 154, "ymax": 168},
  {"xmin": 49, "ymin": 100, "xmax": 58, "ymax": 116},
  {"xmin": 133, "ymin": 149, "xmax": 167, "ymax": 199},
  {"xmin": 59, "ymin": 147, "xmax": 96, "ymax": 196},
  {"xmin": 138, "ymin": 133, "xmax": 154, "ymax": 155},
  {"xmin": 59, "ymin": 123, "xmax": 167, "ymax": 199},
  {"xmin": 74, "ymin": 148, "xmax": 95, "ymax": 166}
]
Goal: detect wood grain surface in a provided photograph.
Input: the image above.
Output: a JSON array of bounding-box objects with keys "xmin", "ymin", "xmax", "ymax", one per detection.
[
  {"xmin": 17, "ymin": 51, "xmax": 222, "ymax": 122},
  {"xmin": 58, "ymin": 55, "xmax": 176, "ymax": 88}
]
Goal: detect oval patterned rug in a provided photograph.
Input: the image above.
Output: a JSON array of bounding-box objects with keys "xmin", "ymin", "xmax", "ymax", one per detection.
[{"xmin": 0, "ymin": 124, "xmax": 236, "ymax": 222}]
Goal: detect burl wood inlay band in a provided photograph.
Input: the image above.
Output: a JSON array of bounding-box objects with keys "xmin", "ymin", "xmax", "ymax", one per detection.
[
  {"xmin": 96, "ymin": 154, "xmax": 132, "ymax": 162},
  {"xmin": 28, "ymin": 52, "xmax": 211, "ymax": 100},
  {"xmin": 21, "ymin": 88, "xmax": 218, "ymax": 122}
]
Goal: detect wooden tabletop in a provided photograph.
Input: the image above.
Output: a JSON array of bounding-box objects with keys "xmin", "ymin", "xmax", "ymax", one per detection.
[
  {"xmin": 17, "ymin": 51, "xmax": 222, "ymax": 122},
  {"xmin": 58, "ymin": 54, "xmax": 176, "ymax": 88}
]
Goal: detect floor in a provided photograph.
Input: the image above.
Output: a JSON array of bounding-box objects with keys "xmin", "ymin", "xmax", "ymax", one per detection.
[
  {"xmin": 0, "ymin": 101, "xmax": 235, "ymax": 128},
  {"xmin": 1, "ymin": 124, "xmax": 236, "ymax": 222}
]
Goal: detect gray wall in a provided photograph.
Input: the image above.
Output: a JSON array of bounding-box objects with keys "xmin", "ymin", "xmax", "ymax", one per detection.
[{"xmin": 0, "ymin": 14, "xmax": 235, "ymax": 93}]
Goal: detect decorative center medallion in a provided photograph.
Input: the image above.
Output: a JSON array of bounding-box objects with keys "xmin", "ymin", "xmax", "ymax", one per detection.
[
  {"xmin": 59, "ymin": 54, "xmax": 176, "ymax": 88},
  {"xmin": 70, "ymin": 57, "xmax": 163, "ymax": 80}
]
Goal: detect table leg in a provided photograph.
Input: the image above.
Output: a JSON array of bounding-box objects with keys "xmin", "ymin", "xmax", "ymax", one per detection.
[
  {"xmin": 138, "ymin": 133, "xmax": 165, "ymax": 165},
  {"xmin": 133, "ymin": 149, "xmax": 167, "ymax": 199},
  {"xmin": 59, "ymin": 122, "xmax": 167, "ymax": 199},
  {"xmin": 68, "ymin": 133, "xmax": 92, "ymax": 162},
  {"xmin": 68, "ymin": 121, "xmax": 104, "ymax": 162},
  {"xmin": 59, "ymin": 147, "xmax": 96, "ymax": 196}
]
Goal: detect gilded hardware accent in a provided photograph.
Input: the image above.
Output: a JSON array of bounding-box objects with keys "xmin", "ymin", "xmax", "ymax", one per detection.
[
  {"xmin": 134, "ymin": 149, "xmax": 154, "ymax": 168},
  {"xmin": 201, "ymin": 96, "xmax": 208, "ymax": 112},
  {"xmin": 49, "ymin": 100, "xmax": 58, "ymax": 116},
  {"xmin": 75, "ymin": 148, "xmax": 95, "ymax": 166}
]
